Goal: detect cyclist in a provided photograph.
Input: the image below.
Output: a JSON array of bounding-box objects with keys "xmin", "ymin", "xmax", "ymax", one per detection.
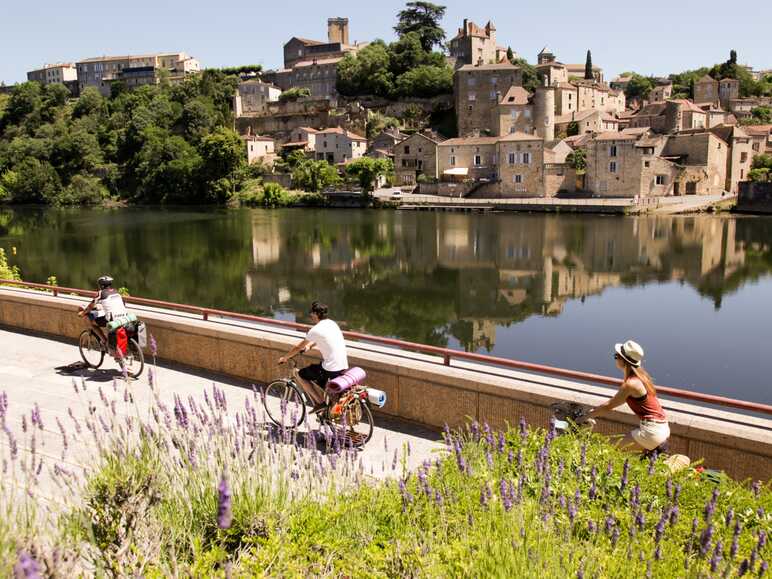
[
  {"xmin": 78, "ymin": 276, "xmax": 129, "ymax": 344},
  {"xmin": 278, "ymin": 301, "xmax": 348, "ymax": 413}
]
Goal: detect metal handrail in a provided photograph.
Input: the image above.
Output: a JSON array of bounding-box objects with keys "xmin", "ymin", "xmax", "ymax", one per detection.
[{"xmin": 2, "ymin": 278, "xmax": 771, "ymax": 417}]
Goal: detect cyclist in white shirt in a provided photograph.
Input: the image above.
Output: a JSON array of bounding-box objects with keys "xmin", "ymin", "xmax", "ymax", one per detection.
[
  {"xmin": 78, "ymin": 275, "xmax": 128, "ymax": 343},
  {"xmin": 279, "ymin": 301, "xmax": 348, "ymax": 413}
]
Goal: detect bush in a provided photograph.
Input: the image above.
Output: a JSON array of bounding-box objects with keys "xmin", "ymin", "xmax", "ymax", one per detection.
[
  {"xmin": 278, "ymin": 88, "xmax": 311, "ymax": 103},
  {"xmin": 57, "ymin": 175, "xmax": 109, "ymax": 206},
  {"xmin": 0, "ymin": 247, "xmax": 20, "ymax": 280}
]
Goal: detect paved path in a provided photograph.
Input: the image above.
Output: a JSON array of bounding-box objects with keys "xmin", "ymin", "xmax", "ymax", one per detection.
[{"xmin": 0, "ymin": 328, "xmax": 443, "ymax": 502}]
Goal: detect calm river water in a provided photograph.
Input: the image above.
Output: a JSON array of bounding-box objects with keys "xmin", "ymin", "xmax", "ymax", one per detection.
[{"xmin": 1, "ymin": 207, "xmax": 771, "ymax": 404}]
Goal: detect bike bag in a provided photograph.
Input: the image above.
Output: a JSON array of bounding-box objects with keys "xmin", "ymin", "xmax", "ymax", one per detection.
[
  {"xmin": 106, "ymin": 312, "xmax": 137, "ymax": 333},
  {"xmin": 136, "ymin": 321, "xmax": 147, "ymax": 348},
  {"xmin": 327, "ymin": 367, "xmax": 367, "ymax": 394},
  {"xmin": 109, "ymin": 327, "xmax": 128, "ymax": 357}
]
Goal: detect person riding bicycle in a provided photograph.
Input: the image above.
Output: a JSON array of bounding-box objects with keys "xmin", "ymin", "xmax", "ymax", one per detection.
[
  {"xmin": 78, "ymin": 276, "xmax": 129, "ymax": 344},
  {"xmin": 278, "ymin": 301, "xmax": 348, "ymax": 413}
]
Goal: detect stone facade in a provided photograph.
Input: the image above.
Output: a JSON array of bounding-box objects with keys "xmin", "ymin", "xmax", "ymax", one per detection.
[
  {"xmin": 368, "ymin": 128, "xmax": 408, "ymax": 158},
  {"xmin": 630, "ymin": 100, "xmax": 707, "ymax": 133},
  {"xmin": 244, "ymin": 136, "xmax": 277, "ymax": 166},
  {"xmin": 234, "ymin": 80, "xmax": 282, "ymax": 116},
  {"xmin": 76, "ymin": 52, "xmax": 199, "ymax": 96},
  {"xmin": 496, "ymin": 86, "xmax": 534, "ymax": 136},
  {"xmin": 27, "ymin": 63, "xmax": 77, "ymax": 85},
  {"xmin": 497, "ymin": 133, "xmax": 545, "ymax": 196},
  {"xmin": 311, "ymin": 127, "xmax": 367, "ymax": 164},
  {"xmin": 694, "ymin": 75, "xmax": 719, "ymax": 105},
  {"xmin": 264, "ymin": 58, "xmax": 342, "ymax": 101},
  {"xmin": 649, "ymin": 83, "xmax": 673, "ymax": 103},
  {"xmin": 394, "ymin": 132, "xmax": 443, "ymax": 186},
  {"xmin": 455, "ymin": 62, "xmax": 523, "ymax": 137},
  {"xmin": 438, "ymin": 136, "xmax": 499, "ymax": 182},
  {"xmin": 536, "ymin": 48, "xmax": 603, "ymax": 85},
  {"xmin": 555, "ymin": 109, "xmax": 619, "ymax": 136},
  {"xmin": 448, "ymin": 19, "xmax": 506, "ymax": 68}
]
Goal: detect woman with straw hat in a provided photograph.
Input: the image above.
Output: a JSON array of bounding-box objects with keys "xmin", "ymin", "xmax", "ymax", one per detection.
[{"xmin": 586, "ymin": 340, "xmax": 670, "ymax": 452}]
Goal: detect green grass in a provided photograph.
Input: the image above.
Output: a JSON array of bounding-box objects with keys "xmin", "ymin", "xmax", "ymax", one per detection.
[{"xmin": 0, "ymin": 376, "xmax": 769, "ymax": 577}]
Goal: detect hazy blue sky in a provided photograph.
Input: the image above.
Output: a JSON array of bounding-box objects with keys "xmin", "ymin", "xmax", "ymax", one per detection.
[{"xmin": 2, "ymin": 0, "xmax": 770, "ymax": 84}]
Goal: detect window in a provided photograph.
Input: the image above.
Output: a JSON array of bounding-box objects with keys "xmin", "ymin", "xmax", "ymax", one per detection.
[
  {"xmin": 511, "ymin": 110, "xmax": 518, "ymax": 119},
  {"xmin": 450, "ymin": 155, "xmax": 456, "ymax": 166},
  {"xmin": 468, "ymin": 77, "xmax": 476, "ymax": 87},
  {"xmin": 656, "ymin": 175, "xmax": 666, "ymax": 186},
  {"xmin": 474, "ymin": 155, "xmax": 482, "ymax": 166},
  {"xmin": 418, "ymin": 147, "xmax": 422, "ymax": 153},
  {"xmin": 740, "ymin": 152, "xmax": 748, "ymax": 163},
  {"xmin": 514, "ymin": 174, "xmax": 525, "ymax": 191},
  {"xmin": 468, "ymin": 105, "xmax": 473, "ymax": 111},
  {"xmin": 609, "ymin": 145, "xmax": 617, "ymax": 157},
  {"xmin": 508, "ymin": 152, "xmax": 516, "ymax": 164},
  {"xmin": 644, "ymin": 161, "xmax": 651, "ymax": 168},
  {"xmin": 514, "ymin": 174, "xmax": 523, "ymax": 183},
  {"xmin": 522, "ymin": 152, "xmax": 531, "ymax": 165},
  {"xmin": 468, "ymin": 93, "xmax": 476, "ymax": 102},
  {"xmin": 490, "ymin": 91, "xmax": 498, "ymax": 100},
  {"xmin": 491, "ymin": 77, "xmax": 498, "ymax": 86},
  {"xmin": 404, "ymin": 145, "xmax": 410, "ymax": 154},
  {"xmin": 524, "ymin": 109, "xmax": 531, "ymax": 119},
  {"xmin": 609, "ymin": 161, "xmax": 617, "ymax": 173}
]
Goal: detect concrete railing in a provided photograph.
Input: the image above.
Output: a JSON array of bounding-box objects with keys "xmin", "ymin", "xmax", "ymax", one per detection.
[{"xmin": 1, "ymin": 287, "xmax": 771, "ymax": 480}]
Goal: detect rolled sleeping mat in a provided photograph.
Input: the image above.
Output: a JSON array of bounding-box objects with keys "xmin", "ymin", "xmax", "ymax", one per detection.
[
  {"xmin": 327, "ymin": 367, "xmax": 367, "ymax": 394},
  {"xmin": 106, "ymin": 312, "xmax": 138, "ymax": 332}
]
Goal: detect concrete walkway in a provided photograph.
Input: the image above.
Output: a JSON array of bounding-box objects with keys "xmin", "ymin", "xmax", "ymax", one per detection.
[{"xmin": 0, "ymin": 328, "xmax": 443, "ymax": 502}]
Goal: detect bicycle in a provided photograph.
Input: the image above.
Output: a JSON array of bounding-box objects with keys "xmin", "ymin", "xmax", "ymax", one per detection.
[
  {"xmin": 262, "ymin": 357, "xmax": 374, "ymax": 446},
  {"xmin": 78, "ymin": 328, "xmax": 145, "ymax": 379}
]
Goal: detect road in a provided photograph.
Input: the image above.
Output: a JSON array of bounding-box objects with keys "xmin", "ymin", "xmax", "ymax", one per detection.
[{"xmin": 0, "ymin": 327, "xmax": 443, "ymax": 502}]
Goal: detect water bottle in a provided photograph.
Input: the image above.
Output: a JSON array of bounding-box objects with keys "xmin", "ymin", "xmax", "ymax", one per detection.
[{"xmin": 366, "ymin": 388, "xmax": 387, "ymax": 408}]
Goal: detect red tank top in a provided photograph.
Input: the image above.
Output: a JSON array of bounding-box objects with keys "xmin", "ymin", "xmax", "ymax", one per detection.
[{"xmin": 626, "ymin": 390, "xmax": 667, "ymax": 422}]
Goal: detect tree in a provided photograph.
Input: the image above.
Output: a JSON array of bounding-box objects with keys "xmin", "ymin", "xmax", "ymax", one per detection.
[
  {"xmin": 336, "ymin": 41, "xmax": 395, "ymax": 98},
  {"xmin": 730, "ymin": 50, "xmax": 738, "ymax": 66},
  {"xmin": 278, "ymin": 87, "xmax": 311, "ymax": 102},
  {"xmin": 395, "ymin": 64, "xmax": 453, "ymax": 98},
  {"xmin": 566, "ymin": 149, "xmax": 586, "ymax": 172},
  {"xmin": 584, "ymin": 50, "xmax": 594, "ymax": 81},
  {"xmin": 72, "ymin": 87, "xmax": 106, "ymax": 119},
  {"xmin": 5, "ymin": 158, "xmax": 61, "ymax": 203},
  {"xmin": 346, "ymin": 157, "xmax": 394, "ymax": 195},
  {"xmin": 749, "ymin": 154, "xmax": 772, "ymax": 182},
  {"xmin": 394, "ymin": 2, "xmax": 446, "ymax": 52},
  {"xmin": 566, "ymin": 121, "xmax": 579, "ymax": 137},
  {"xmin": 511, "ymin": 58, "xmax": 541, "ymax": 93},
  {"xmin": 507, "ymin": 47, "xmax": 515, "ymax": 63},
  {"xmin": 292, "ymin": 159, "xmax": 340, "ymax": 192},
  {"xmin": 198, "ymin": 127, "xmax": 245, "ymax": 201},
  {"xmin": 624, "ymin": 73, "xmax": 656, "ymax": 102}
]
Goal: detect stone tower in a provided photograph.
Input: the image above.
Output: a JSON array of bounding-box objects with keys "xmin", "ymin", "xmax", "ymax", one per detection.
[
  {"xmin": 535, "ymin": 81, "xmax": 556, "ymax": 141},
  {"xmin": 327, "ymin": 17, "xmax": 349, "ymax": 45}
]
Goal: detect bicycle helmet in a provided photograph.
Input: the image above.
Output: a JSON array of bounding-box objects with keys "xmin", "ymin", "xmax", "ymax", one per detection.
[{"xmin": 97, "ymin": 275, "xmax": 114, "ymax": 289}]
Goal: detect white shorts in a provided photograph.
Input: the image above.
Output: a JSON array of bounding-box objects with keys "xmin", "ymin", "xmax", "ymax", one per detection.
[{"xmin": 631, "ymin": 420, "xmax": 670, "ymax": 451}]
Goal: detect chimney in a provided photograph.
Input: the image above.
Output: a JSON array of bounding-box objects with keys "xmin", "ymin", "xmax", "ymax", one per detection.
[
  {"xmin": 463, "ymin": 19, "xmax": 469, "ymax": 35},
  {"xmin": 328, "ymin": 17, "xmax": 349, "ymax": 45}
]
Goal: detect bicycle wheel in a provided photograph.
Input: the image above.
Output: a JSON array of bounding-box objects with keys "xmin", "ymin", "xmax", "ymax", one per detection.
[
  {"xmin": 119, "ymin": 338, "xmax": 145, "ymax": 379},
  {"xmin": 335, "ymin": 397, "xmax": 374, "ymax": 446},
  {"xmin": 78, "ymin": 330, "xmax": 105, "ymax": 369},
  {"xmin": 263, "ymin": 380, "xmax": 307, "ymax": 429}
]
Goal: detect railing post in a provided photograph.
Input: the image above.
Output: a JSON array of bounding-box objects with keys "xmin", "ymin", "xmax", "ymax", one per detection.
[
  {"xmin": 203, "ymin": 311, "xmax": 208, "ymax": 321},
  {"xmin": 443, "ymin": 354, "xmax": 451, "ymax": 366}
]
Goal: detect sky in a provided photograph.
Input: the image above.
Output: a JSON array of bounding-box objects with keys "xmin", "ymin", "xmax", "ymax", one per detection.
[{"xmin": 2, "ymin": 0, "xmax": 770, "ymax": 84}]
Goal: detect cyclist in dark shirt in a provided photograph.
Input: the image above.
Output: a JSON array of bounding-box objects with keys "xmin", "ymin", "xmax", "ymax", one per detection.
[{"xmin": 77, "ymin": 276, "xmax": 128, "ymax": 343}]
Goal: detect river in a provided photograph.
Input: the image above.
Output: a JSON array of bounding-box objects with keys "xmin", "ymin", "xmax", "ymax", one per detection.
[{"xmin": 1, "ymin": 207, "xmax": 771, "ymax": 404}]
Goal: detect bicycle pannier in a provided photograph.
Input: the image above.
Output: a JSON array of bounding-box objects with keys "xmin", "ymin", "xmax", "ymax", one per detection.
[{"xmin": 136, "ymin": 321, "xmax": 147, "ymax": 349}]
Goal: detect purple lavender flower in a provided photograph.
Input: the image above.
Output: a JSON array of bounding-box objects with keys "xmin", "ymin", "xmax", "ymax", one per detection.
[
  {"xmin": 480, "ymin": 484, "xmax": 490, "ymax": 508},
  {"xmin": 517, "ymin": 449, "xmax": 523, "ymax": 469},
  {"xmin": 731, "ymin": 535, "xmax": 740, "ymax": 560},
  {"xmin": 666, "ymin": 478, "xmax": 673, "ymax": 500},
  {"xmin": 700, "ymin": 524, "xmax": 714, "ymax": 558},
  {"xmin": 580, "ymin": 444, "xmax": 587, "ymax": 467},
  {"xmin": 568, "ymin": 502, "xmax": 577, "ymax": 524},
  {"xmin": 150, "ymin": 333, "xmax": 158, "ymax": 357},
  {"xmin": 587, "ymin": 520, "xmax": 597, "ymax": 535},
  {"xmin": 738, "ymin": 559, "xmax": 749, "ymax": 576},
  {"xmin": 518, "ymin": 416, "xmax": 527, "ymax": 439},
  {"xmin": 486, "ymin": 450, "xmax": 493, "ymax": 468},
  {"xmin": 654, "ymin": 513, "xmax": 667, "ymax": 544},
  {"xmin": 470, "ymin": 420, "xmax": 480, "ymax": 441},
  {"xmin": 726, "ymin": 507, "xmax": 735, "ymax": 527},
  {"xmin": 611, "ymin": 526, "xmax": 620, "ymax": 547},
  {"xmin": 497, "ymin": 432, "xmax": 505, "ymax": 453},
  {"xmin": 21, "ymin": 414, "xmax": 27, "ymax": 433},
  {"xmin": 654, "ymin": 545, "xmax": 662, "ymax": 560},
  {"xmin": 589, "ymin": 481, "xmax": 597, "ymax": 501},
  {"xmin": 669, "ymin": 506, "xmax": 679, "ymax": 526},
  {"xmin": 13, "ymin": 551, "xmax": 41, "ymax": 579},
  {"xmin": 673, "ymin": 483, "xmax": 682, "ymax": 503},
  {"xmin": 620, "ymin": 459, "xmax": 630, "ymax": 491},
  {"xmin": 759, "ymin": 531, "xmax": 768, "ymax": 551},
  {"xmin": 635, "ymin": 511, "xmax": 645, "ymax": 530},
  {"xmin": 759, "ymin": 561, "xmax": 767, "ymax": 577},
  {"xmin": 217, "ymin": 474, "xmax": 232, "ymax": 529},
  {"xmin": 507, "ymin": 450, "xmax": 514, "ymax": 464}
]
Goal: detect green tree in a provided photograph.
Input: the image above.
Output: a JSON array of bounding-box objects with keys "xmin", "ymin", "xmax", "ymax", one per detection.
[
  {"xmin": 5, "ymin": 158, "xmax": 61, "ymax": 203},
  {"xmin": 336, "ymin": 41, "xmax": 395, "ymax": 98},
  {"xmin": 292, "ymin": 159, "xmax": 340, "ymax": 192},
  {"xmin": 0, "ymin": 82, "xmax": 42, "ymax": 131},
  {"xmin": 749, "ymin": 154, "xmax": 772, "ymax": 182},
  {"xmin": 624, "ymin": 73, "xmax": 656, "ymax": 101},
  {"xmin": 395, "ymin": 64, "xmax": 453, "ymax": 98},
  {"xmin": 511, "ymin": 58, "xmax": 541, "ymax": 93},
  {"xmin": 346, "ymin": 157, "xmax": 394, "ymax": 195},
  {"xmin": 566, "ymin": 149, "xmax": 586, "ymax": 172},
  {"xmin": 278, "ymin": 87, "xmax": 312, "ymax": 102},
  {"xmin": 198, "ymin": 127, "xmax": 245, "ymax": 201},
  {"xmin": 584, "ymin": 50, "xmax": 594, "ymax": 80},
  {"xmin": 388, "ymin": 32, "xmax": 444, "ymax": 77},
  {"xmin": 394, "ymin": 1, "xmax": 446, "ymax": 53},
  {"xmin": 72, "ymin": 87, "xmax": 106, "ymax": 119},
  {"xmin": 506, "ymin": 47, "xmax": 515, "ymax": 62}
]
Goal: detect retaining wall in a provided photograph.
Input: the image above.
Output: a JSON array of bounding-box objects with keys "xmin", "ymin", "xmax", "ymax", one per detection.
[{"xmin": 1, "ymin": 288, "xmax": 770, "ymax": 480}]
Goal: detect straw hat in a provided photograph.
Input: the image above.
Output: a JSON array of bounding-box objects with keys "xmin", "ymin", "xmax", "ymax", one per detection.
[{"xmin": 615, "ymin": 340, "xmax": 644, "ymax": 367}]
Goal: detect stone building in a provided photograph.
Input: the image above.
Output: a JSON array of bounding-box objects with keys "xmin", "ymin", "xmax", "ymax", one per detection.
[
  {"xmin": 718, "ymin": 78, "xmax": 740, "ymax": 109},
  {"xmin": 267, "ymin": 17, "xmax": 366, "ymax": 101},
  {"xmin": 744, "ymin": 125, "xmax": 772, "ymax": 156},
  {"xmin": 438, "ymin": 136, "xmax": 500, "ymax": 182},
  {"xmin": 554, "ymin": 81, "xmax": 625, "ymax": 116},
  {"xmin": 27, "ymin": 63, "xmax": 77, "ymax": 85},
  {"xmin": 234, "ymin": 80, "xmax": 282, "ymax": 116},
  {"xmin": 448, "ymin": 19, "xmax": 507, "ymax": 68},
  {"xmin": 661, "ymin": 132, "xmax": 728, "ymax": 196},
  {"xmin": 535, "ymin": 47, "xmax": 603, "ymax": 85},
  {"xmin": 496, "ymin": 86, "xmax": 533, "ymax": 136},
  {"xmin": 693, "ymin": 75, "xmax": 719, "ymax": 105},
  {"xmin": 649, "ymin": 83, "xmax": 673, "ymax": 103},
  {"xmin": 454, "ymin": 62, "xmax": 523, "ymax": 136},
  {"xmin": 244, "ymin": 135, "xmax": 277, "ymax": 166},
  {"xmin": 680, "ymin": 126, "xmax": 753, "ymax": 194},
  {"xmin": 497, "ymin": 133, "xmax": 546, "ymax": 196},
  {"xmin": 555, "ymin": 109, "xmax": 619, "ymax": 136},
  {"xmin": 368, "ymin": 128, "xmax": 408, "ymax": 158},
  {"xmin": 311, "ymin": 127, "xmax": 367, "ymax": 164},
  {"xmin": 629, "ymin": 100, "xmax": 707, "ymax": 133},
  {"xmin": 76, "ymin": 52, "xmax": 199, "ymax": 96},
  {"xmin": 394, "ymin": 132, "xmax": 444, "ymax": 186}
]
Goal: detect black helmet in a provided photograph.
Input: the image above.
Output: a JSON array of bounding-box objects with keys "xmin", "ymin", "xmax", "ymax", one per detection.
[{"xmin": 97, "ymin": 275, "xmax": 113, "ymax": 289}]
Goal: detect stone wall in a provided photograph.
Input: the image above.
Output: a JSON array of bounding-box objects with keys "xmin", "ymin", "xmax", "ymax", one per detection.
[
  {"xmin": 737, "ymin": 181, "xmax": 772, "ymax": 213},
  {"xmin": 1, "ymin": 288, "xmax": 771, "ymax": 481}
]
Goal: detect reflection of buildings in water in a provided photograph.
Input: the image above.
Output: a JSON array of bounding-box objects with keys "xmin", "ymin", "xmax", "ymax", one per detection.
[
  {"xmin": 468, "ymin": 319, "xmax": 496, "ymax": 352},
  {"xmin": 251, "ymin": 213, "xmax": 281, "ymax": 266}
]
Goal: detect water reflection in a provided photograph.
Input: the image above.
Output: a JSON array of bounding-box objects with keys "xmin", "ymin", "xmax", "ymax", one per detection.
[{"xmin": 2, "ymin": 208, "xmax": 772, "ymax": 400}]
